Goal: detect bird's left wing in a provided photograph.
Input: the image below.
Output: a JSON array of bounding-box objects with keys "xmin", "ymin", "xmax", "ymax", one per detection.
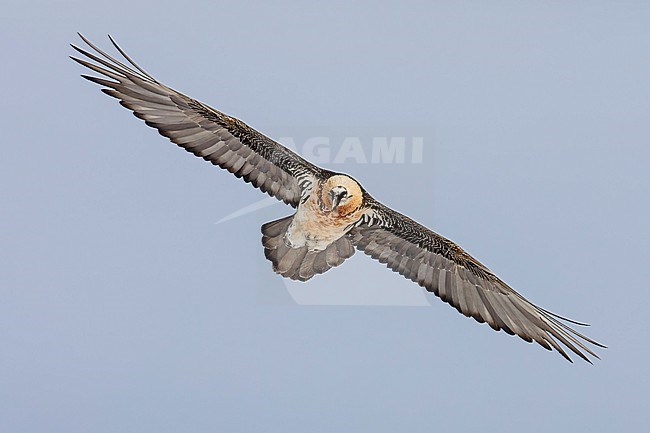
[
  {"xmin": 70, "ymin": 34, "xmax": 322, "ymax": 207},
  {"xmin": 350, "ymin": 199, "xmax": 605, "ymax": 363}
]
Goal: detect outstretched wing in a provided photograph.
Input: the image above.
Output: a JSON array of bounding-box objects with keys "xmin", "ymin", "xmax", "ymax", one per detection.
[
  {"xmin": 70, "ymin": 34, "xmax": 322, "ymax": 207},
  {"xmin": 350, "ymin": 199, "xmax": 605, "ymax": 363}
]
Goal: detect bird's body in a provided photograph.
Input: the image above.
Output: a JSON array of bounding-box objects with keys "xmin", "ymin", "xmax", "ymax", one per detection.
[
  {"xmin": 263, "ymin": 174, "xmax": 365, "ymax": 280},
  {"xmin": 71, "ymin": 34, "xmax": 605, "ymax": 363}
]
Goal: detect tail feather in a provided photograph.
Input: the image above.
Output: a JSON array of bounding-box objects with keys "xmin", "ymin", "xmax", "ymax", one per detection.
[
  {"xmin": 261, "ymin": 215, "xmax": 355, "ymax": 282},
  {"xmin": 297, "ymin": 252, "xmax": 318, "ymax": 281},
  {"xmin": 277, "ymin": 246, "xmax": 308, "ymax": 275},
  {"xmin": 313, "ymin": 252, "xmax": 330, "ymax": 275}
]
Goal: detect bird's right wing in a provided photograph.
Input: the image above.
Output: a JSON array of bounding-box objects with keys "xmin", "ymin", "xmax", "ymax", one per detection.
[
  {"xmin": 350, "ymin": 200, "xmax": 605, "ymax": 363},
  {"xmin": 70, "ymin": 34, "xmax": 323, "ymax": 207}
]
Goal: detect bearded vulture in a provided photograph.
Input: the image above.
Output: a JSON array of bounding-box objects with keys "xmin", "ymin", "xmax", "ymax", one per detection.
[{"xmin": 70, "ymin": 34, "xmax": 605, "ymax": 363}]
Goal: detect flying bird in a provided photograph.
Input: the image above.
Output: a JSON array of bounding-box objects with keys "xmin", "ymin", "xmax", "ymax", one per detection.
[{"xmin": 70, "ymin": 34, "xmax": 605, "ymax": 363}]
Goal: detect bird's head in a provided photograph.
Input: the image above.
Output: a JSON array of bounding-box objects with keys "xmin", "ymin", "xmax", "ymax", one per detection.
[{"xmin": 322, "ymin": 175, "xmax": 363, "ymax": 216}]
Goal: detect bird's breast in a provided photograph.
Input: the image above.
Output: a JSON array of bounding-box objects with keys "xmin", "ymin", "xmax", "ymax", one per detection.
[{"xmin": 286, "ymin": 194, "xmax": 363, "ymax": 251}]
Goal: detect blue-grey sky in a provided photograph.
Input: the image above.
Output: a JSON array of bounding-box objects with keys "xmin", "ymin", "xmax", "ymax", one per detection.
[{"xmin": 1, "ymin": 1, "xmax": 649, "ymax": 432}]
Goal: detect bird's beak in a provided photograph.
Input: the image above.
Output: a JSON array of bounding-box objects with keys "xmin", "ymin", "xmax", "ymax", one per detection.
[{"xmin": 329, "ymin": 190, "xmax": 342, "ymax": 210}]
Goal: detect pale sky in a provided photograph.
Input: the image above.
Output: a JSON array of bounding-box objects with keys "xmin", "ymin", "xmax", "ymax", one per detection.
[{"xmin": 1, "ymin": 1, "xmax": 649, "ymax": 432}]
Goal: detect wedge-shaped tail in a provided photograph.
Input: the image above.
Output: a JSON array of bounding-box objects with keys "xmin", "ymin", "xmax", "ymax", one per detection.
[{"xmin": 262, "ymin": 216, "xmax": 355, "ymax": 281}]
